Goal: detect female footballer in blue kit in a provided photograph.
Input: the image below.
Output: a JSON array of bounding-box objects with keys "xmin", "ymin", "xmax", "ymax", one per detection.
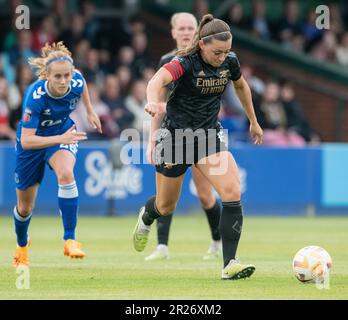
[
  {"xmin": 13, "ymin": 42, "xmax": 102, "ymax": 267},
  {"xmin": 133, "ymin": 15, "xmax": 263, "ymax": 280}
]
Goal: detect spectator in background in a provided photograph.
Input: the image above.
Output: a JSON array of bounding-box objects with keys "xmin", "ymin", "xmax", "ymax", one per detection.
[
  {"xmin": 288, "ymin": 31, "xmax": 306, "ymax": 52},
  {"xmin": 141, "ymin": 66, "xmax": 156, "ymax": 84},
  {"xmin": 82, "ymin": 48, "xmax": 104, "ymax": 86},
  {"xmin": 224, "ymin": 1, "xmax": 246, "ymax": 30},
  {"xmin": 51, "ymin": 0, "xmax": 70, "ymax": 32},
  {"xmin": 131, "ymin": 32, "xmax": 150, "ymax": 78},
  {"xmin": 310, "ymin": 31, "xmax": 337, "ymax": 62},
  {"xmin": 335, "ymin": 31, "xmax": 348, "ymax": 66},
  {"xmin": 302, "ymin": 7, "xmax": 323, "ymax": 53},
  {"xmin": 71, "ymin": 83, "xmax": 117, "ymax": 139},
  {"xmin": 192, "ymin": 0, "xmax": 209, "ymax": 21},
  {"xmin": 102, "ymin": 75, "xmax": 134, "ymax": 135},
  {"xmin": 80, "ymin": 0, "xmax": 100, "ymax": 47},
  {"xmin": 329, "ymin": 3, "xmax": 344, "ymax": 35},
  {"xmin": 0, "ymin": 76, "xmax": 16, "ymax": 140},
  {"xmin": 59, "ymin": 13, "xmax": 86, "ymax": 50},
  {"xmin": 256, "ymin": 81, "xmax": 305, "ymax": 146},
  {"xmin": 280, "ymin": 81, "xmax": 320, "ymax": 144},
  {"xmin": 125, "ymin": 79, "xmax": 150, "ymax": 140},
  {"xmin": 128, "ymin": 16, "xmax": 146, "ymax": 36},
  {"xmin": 2, "ymin": 30, "xmax": 37, "ymax": 84},
  {"xmin": 99, "ymin": 48, "xmax": 113, "ymax": 74},
  {"xmin": 73, "ymin": 38, "xmax": 91, "ymax": 69},
  {"xmin": 32, "ymin": 16, "xmax": 57, "ymax": 52},
  {"xmin": 247, "ymin": 0, "xmax": 271, "ymax": 40},
  {"xmin": 241, "ymin": 64, "xmax": 265, "ymax": 97},
  {"xmin": 3, "ymin": 16, "xmax": 19, "ymax": 52},
  {"xmin": 277, "ymin": 0, "xmax": 302, "ymax": 48},
  {"xmin": 116, "ymin": 46, "xmax": 136, "ymax": 76},
  {"xmin": 7, "ymin": 64, "xmax": 34, "ymax": 130},
  {"xmin": 220, "ymin": 63, "xmax": 265, "ymax": 144},
  {"xmin": 117, "ymin": 46, "xmax": 135, "ymax": 66},
  {"xmin": 116, "ymin": 65, "xmax": 132, "ymax": 96}
]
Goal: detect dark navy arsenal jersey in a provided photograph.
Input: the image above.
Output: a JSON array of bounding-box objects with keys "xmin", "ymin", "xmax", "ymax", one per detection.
[
  {"xmin": 17, "ymin": 69, "xmax": 85, "ymax": 138},
  {"xmin": 157, "ymin": 49, "xmax": 177, "ymax": 70},
  {"xmin": 162, "ymin": 51, "xmax": 241, "ymax": 130},
  {"xmin": 158, "ymin": 49, "xmax": 177, "ymax": 92}
]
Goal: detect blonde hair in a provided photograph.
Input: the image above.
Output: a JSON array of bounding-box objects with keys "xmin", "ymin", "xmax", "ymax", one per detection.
[
  {"xmin": 177, "ymin": 14, "xmax": 231, "ymax": 56},
  {"xmin": 170, "ymin": 12, "xmax": 197, "ymax": 29},
  {"xmin": 28, "ymin": 41, "xmax": 73, "ymax": 80}
]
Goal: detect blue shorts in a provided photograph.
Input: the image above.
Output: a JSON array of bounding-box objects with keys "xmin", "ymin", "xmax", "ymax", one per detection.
[{"xmin": 14, "ymin": 140, "xmax": 79, "ymax": 190}]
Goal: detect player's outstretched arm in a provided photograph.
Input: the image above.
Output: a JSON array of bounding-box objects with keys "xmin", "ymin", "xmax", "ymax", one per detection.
[
  {"xmin": 82, "ymin": 85, "xmax": 102, "ymax": 133},
  {"xmin": 233, "ymin": 76, "xmax": 263, "ymax": 145},
  {"xmin": 146, "ymin": 87, "xmax": 167, "ymax": 165},
  {"xmin": 145, "ymin": 68, "xmax": 172, "ymax": 117},
  {"xmin": 21, "ymin": 125, "xmax": 87, "ymax": 150}
]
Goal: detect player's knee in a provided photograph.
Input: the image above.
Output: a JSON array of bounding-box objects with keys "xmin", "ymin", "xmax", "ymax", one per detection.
[
  {"xmin": 156, "ymin": 200, "xmax": 176, "ymax": 216},
  {"xmin": 17, "ymin": 203, "xmax": 34, "ymax": 216},
  {"xmin": 219, "ymin": 184, "xmax": 240, "ymax": 202},
  {"xmin": 197, "ymin": 191, "xmax": 216, "ymax": 208},
  {"xmin": 56, "ymin": 167, "xmax": 75, "ymax": 184}
]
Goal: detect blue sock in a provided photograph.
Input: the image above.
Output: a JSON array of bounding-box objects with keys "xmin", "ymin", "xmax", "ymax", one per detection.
[
  {"xmin": 58, "ymin": 181, "xmax": 79, "ymax": 240},
  {"xmin": 13, "ymin": 206, "xmax": 32, "ymax": 247}
]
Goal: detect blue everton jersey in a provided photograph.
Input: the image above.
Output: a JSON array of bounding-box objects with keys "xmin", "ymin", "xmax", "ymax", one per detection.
[{"xmin": 17, "ymin": 69, "xmax": 85, "ymax": 138}]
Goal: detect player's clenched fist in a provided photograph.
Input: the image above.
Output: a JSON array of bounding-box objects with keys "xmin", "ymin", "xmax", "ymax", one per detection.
[
  {"xmin": 145, "ymin": 102, "xmax": 160, "ymax": 117},
  {"xmin": 61, "ymin": 125, "xmax": 88, "ymax": 144}
]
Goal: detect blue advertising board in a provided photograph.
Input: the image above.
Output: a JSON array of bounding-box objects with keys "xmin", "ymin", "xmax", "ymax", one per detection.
[{"xmin": 0, "ymin": 142, "xmax": 346, "ymax": 216}]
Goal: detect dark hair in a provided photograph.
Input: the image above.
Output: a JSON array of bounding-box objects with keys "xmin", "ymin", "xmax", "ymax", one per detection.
[{"xmin": 177, "ymin": 14, "xmax": 231, "ymax": 56}]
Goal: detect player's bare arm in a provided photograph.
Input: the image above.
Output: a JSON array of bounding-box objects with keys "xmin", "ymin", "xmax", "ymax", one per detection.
[
  {"xmin": 233, "ymin": 76, "xmax": 263, "ymax": 144},
  {"xmin": 145, "ymin": 68, "xmax": 173, "ymax": 117},
  {"xmin": 21, "ymin": 125, "xmax": 87, "ymax": 150},
  {"xmin": 82, "ymin": 84, "xmax": 102, "ymax": 133},
  {"xmin": 147, "ymin": 87, "xmax": 168, "ymax": 164}
]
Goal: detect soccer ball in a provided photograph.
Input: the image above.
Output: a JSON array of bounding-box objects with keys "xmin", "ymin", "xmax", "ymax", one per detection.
[{"xmin": 292, "ymin": 246, "xmax": 332, "ymax": 283}]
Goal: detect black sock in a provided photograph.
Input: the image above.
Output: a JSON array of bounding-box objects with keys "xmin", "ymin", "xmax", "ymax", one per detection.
[
  {"xmin": 157, "ymin": 214, "xmax": 173, "ymax": 245},
  {"xmin": 142, "ymin": 196, "xmax": 162, "ymax": 226},
  {"xmin": 219, "ymin": 201, "xmax": 243, "ymax": 268},
  {"xmin": 204, "ymin": 200, "xmax": 221, "ymax": 241}
]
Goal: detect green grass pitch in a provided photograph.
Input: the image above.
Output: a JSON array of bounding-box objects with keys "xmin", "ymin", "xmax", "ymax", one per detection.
[{"xmin": 0, "ymin": 214, "xmax": 347, "ymax": 299}]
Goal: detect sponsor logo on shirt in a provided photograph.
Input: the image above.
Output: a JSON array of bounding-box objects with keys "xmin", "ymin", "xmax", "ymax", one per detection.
[{"xmin": 41, "ymin": 119, "xmax": 63, "ymax": 127}]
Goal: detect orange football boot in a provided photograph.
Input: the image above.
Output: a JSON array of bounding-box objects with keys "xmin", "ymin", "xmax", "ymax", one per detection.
[
  {"xmin": 63, "ymin": 239, "xmax": 85, "ymax": 259},
  {"xmin": 13, "ymin": 240, "xmax": 30, "ymax": 267}
]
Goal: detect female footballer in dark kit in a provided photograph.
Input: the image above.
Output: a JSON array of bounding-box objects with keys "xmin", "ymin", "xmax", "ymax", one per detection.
[
  {"xmin": 134, "ymin": 14, "xmax": 263, "ymax": 280},
  {"xmin": 146, "ymin": 12, "xmax": 223, "ymax": 261}
]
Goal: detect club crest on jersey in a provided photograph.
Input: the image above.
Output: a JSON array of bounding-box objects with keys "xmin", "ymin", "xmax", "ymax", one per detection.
[
  {"xmin": 163, "ymin": 162, "xmax": 176, "ymax": 169},
  {"xmin": 69, "ymin": 97, "xmax": 79, "ymax": 110},
  {"xmin": 219, "ymin": 70, "xmax": 230, "ymax": 78},
  {"xmin": 23, "ymin": 108, "xmax": 32, "ymax": 122}
]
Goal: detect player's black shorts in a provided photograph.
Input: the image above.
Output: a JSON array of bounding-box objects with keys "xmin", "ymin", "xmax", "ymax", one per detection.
[{"xmin": 154, "ymin": 119, "xmax": 228, "ymax": 177}]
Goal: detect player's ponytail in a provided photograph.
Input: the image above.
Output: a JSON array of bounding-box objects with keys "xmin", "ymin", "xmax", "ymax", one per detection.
[
  {"xmin": 28, "ymin": 41, "xmax": 73, "ymax": 80},
  {"xmin": 177, "ymin": 14, "xmax": 232, "ymax": 56}
]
